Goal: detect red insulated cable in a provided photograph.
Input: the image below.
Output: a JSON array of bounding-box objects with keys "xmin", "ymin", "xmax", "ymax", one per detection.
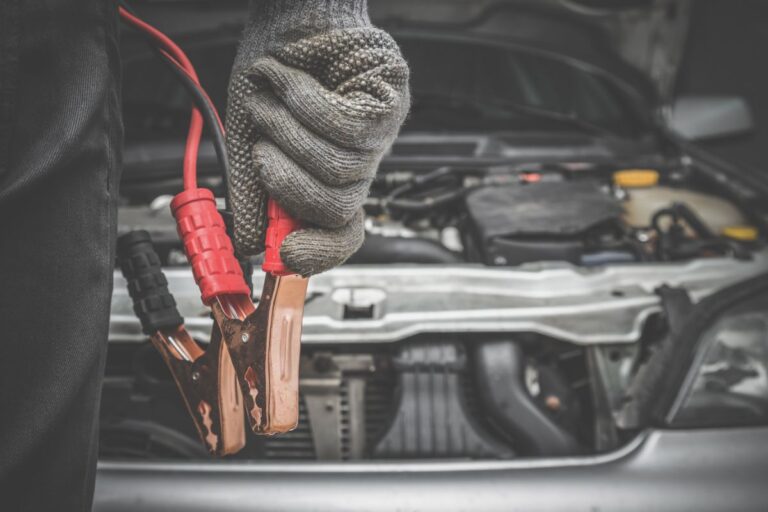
[
  {"xmin": 182, "ymin": 111, "xmax": 204, "ymax": 190},
  {"xmin": 159, "ymin": 49, "xmax": 225, "ymax": 133},
  {"xmin": 119, "ymin": 10, "xmax": 223, "ymax": 131},
  {"xmin": 119, "ymin": 7, "xmax": 299, "ymax": 279},
  {"xmin": 119, "ymin": 6, "xmax": 203, "ymax": 190},
  {"xmin": 118, "ymin": 7, "xmax": 199, "ymax": 81}
]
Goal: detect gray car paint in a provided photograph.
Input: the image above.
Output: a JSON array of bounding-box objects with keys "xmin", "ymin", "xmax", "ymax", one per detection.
[{"xmin": 94, "ymin": 427, "xmax": 768, "ymax": 512}]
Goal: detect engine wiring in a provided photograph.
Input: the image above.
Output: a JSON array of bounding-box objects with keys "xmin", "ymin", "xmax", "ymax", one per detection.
[{"xmin": 383, "ymin": 166, "xmax": 471, "ymax": 214}]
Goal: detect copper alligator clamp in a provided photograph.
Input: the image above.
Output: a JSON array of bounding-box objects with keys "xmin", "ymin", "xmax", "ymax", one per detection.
[{"xmin": 117, "ymin": 192, "xmax": 308, "ymax": 455}]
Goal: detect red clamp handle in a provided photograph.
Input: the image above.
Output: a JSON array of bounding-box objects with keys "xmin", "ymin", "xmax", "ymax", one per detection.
[
  {"xmin": 171, "ymin": 188, "xmax": 250, "ymax": 305},
  {"xmin": 262, "ymin": 199, "xmax": 300, "ymax": 276}
]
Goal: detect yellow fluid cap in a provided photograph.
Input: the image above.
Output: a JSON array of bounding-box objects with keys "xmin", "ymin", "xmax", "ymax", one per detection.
[
  {"xmin": 613, "ymin": 169, "xmax": 660, "ymax": 188},
  {"xmin": 722, "ymin": 225, "xmax": 759, "ymax": 241}
]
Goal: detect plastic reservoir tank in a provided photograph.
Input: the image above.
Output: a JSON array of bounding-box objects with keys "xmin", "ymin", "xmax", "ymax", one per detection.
[{"xmin": 613, "ymin": 169, "xmax": 747, "ymax": 234}]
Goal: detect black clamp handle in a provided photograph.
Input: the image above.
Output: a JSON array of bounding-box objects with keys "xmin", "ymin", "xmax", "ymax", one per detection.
[{"xmin": 117, "ymin": 230, "xmax": 184, "ymax": 335}]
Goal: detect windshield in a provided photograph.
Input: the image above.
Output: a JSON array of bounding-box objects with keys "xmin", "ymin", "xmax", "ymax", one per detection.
[
  {"xmin": 399, "ymin": 36, "xmax": 646, "ymax": 136},
  {"xmin": 122, "ymin": 35, "xmax": 647, "ymax": 145}
]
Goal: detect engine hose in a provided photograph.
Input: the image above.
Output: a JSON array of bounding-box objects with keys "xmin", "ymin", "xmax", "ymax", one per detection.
[
  {"xmin": 474, "ymin": 340, "xmax": 582, "ymax": 456},
  {"xmin": 385, "ymin": 188, "xmax": 470, "ymax": 213},
  {"xmin": 384, "ymin": 167, "xmax": 469, "ymax": 213}
]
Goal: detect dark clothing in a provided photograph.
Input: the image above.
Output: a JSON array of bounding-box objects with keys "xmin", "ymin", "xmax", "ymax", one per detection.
[
  {"xmin": 0, "ymin": 0, "xmax": 121, "ymax": 510},
  {"xmin": 0, "ymin": 0, "xmax": 383, "ymax": 508}
]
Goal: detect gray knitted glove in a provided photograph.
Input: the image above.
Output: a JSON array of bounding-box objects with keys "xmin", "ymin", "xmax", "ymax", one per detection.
[{"xmin": 225, "ymin": 0, "xmax": 410, "ymax": 276}]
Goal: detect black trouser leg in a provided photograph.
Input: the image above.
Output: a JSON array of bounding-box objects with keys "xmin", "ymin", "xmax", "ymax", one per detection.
[{"xmin": 0, "ymin": 0, "xmax": 121, "ymax": 510}]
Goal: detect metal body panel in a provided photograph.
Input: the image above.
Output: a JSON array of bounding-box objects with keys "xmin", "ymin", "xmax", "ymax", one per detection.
[
  {"xmin": 111, "ymin": 254, "xmax": 768, "ymax": 345},
  {"xmin": 94, "ymin": 427, "xmax": 768, "ymax": 512}
]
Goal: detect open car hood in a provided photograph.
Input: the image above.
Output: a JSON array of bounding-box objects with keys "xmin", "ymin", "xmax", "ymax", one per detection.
[{"xmin": 131, "ymin": 0, "xmax": 686, "ymax": 103}]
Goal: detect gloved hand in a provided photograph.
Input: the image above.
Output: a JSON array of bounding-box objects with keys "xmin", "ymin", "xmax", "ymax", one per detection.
[{"xmin": 226, "ymin": 0, "xmax": 410, "ymax": 276}]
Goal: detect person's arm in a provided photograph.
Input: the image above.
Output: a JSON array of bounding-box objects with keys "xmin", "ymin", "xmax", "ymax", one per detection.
[{"xmin": 226, "ymin": 0, "xmax": 410, "ymax": 276}]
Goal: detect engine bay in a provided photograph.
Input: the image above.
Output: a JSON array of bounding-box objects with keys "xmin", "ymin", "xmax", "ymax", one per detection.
[
  {"xmin": 106, "ymin": 2, "xmax": 768, "ymax": 463},
  {"xmin": 106, "ymin": 140, "xmax": 768, "ymax": 461},
  {"xmin": 120, "ymin": 136, "xmax": 763, "ymax": 270}
]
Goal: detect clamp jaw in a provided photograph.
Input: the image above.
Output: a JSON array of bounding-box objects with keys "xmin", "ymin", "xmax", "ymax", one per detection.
[
  {"xmin": 211, "ymin": 273, "xmax": 307, "ymax": 434},
  {"xmin": 117, "ymin": 191, "xmax": 307, "ymax": 455}
]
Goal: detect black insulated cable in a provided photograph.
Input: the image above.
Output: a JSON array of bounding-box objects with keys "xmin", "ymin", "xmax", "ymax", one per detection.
[{"xmin": 159, "ymin": 53, "xmax": 230, "ymax": 177}]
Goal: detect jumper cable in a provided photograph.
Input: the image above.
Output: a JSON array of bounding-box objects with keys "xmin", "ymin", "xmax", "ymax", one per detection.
[{"xmin": 117, "ymin": 6, "xmax": 308, "ymax": 455}]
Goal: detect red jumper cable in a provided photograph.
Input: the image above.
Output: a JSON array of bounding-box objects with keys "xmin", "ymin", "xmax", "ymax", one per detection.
[{"xmin": 117, "ymin": 7, "xmax": 308, "ymax": 454}]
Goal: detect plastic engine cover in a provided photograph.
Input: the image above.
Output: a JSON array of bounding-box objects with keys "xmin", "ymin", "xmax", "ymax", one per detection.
[
  {"xmin": 465, "ymin": 181, "xmax": 623, "ymax": 265},
  {"xmin": 373, "ymin": 342, "xmax": 513, "ymax": 459}
]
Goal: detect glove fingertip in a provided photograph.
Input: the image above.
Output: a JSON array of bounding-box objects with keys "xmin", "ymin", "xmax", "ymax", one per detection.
[{"xmin": 279, "ymin": 213, "xmax": 365, "ymax": 277}]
